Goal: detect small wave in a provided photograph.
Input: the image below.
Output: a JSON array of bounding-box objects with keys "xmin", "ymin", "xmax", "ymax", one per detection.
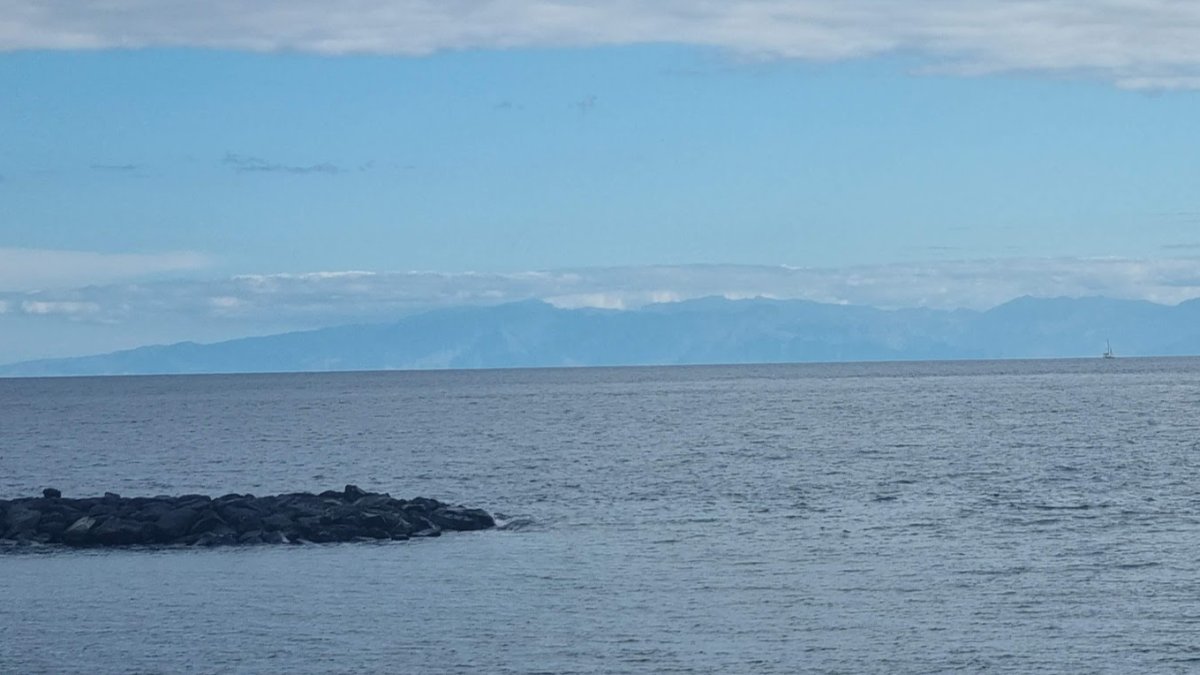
[
  {"xmin": 956, "ymin": 565, "xmax": 1032, "ymax": 577},
  {"xmin": 493, "ymin": 515, "xmax": 536, "ymax": 531},
  {"xmin": 1113, "ymin": 561, "xmax": 1162, "ymax": 570},
  {"xmin": 1023, "ymin": 517, "xmax": 1062, "ymax": 526},
  {"xmin": 1026, "ymin": 502, "xmax": 1114, "ymax": 511}
]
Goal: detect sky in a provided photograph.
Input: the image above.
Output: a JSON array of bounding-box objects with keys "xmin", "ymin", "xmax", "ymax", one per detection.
[{"xmin": 2, "ymin": 1, "xmax": 1200, "ymax": 362}]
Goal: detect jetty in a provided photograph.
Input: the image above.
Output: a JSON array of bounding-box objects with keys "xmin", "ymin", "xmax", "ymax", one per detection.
[{"xmin": 0, "ymin": 485, "xmax": 494, "ymax": 548}]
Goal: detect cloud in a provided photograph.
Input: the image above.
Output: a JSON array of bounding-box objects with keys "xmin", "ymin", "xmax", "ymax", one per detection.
[
  {"xmin": 7, "ymin": 256, "xmax": 1200, "ymax": 363},
  {"xmin": 3, "ymin": 2, "xmax": 1200, "ymax": 88},
  {"xmin": 0, "ymin": 247, "xmax": 211, "ymax": 292},
  {"xmin": 19, "ymin": 300, "xmax": 102, "ymax": 317},
  {"xmin": 5, "ymin": 258, "xmax": 1200, "ymax": 332},
  {"xmin": 89, "ymin": 163, "xmax": 139, "ymax": 172},
  {"xmin": 223, "ymin": 153, "xmax": 341, "ymax": 175},
  {"xmin": 574, "ymin": 95, "xmax": 598, "ymax": 114}
]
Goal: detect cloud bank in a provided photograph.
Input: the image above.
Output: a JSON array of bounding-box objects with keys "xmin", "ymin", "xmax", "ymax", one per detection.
[
  {"xmin": 223, "ymin": 153, "xmax": 342, "ymax": 175},
  {"xmin": 5, "ymin": 257, "xmax": 1200, "ymax": 363},
  {"xmin": 3, "ymin": 1, "xmax": 1200, "ymax": 89},
  {"xmin": 4, "ymin": 258, "xmax": 1200, "ymax": 326}
]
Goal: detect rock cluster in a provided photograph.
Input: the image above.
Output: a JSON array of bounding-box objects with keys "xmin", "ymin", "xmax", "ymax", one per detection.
[{"xmin": 0, "ymin": 485, "xmax": 494, "ymax": 548}]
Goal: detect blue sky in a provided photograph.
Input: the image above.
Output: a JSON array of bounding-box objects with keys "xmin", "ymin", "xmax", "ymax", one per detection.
[
  {"xmin": 2, "ymin": 1, "xmax": 1200, "ymax": 361},
  {"xmin": 4, "ymin": 47, "xmax": 1199, "ymax": 274}
]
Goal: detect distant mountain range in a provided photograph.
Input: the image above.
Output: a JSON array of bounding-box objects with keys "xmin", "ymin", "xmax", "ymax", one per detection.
[{"xmin": 3, "ymin": 295, "xmax": 1199, "ymax": 377}]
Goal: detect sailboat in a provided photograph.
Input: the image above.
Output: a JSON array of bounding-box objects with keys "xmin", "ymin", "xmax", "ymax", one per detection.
[{"xmin": 1103, "ymin": 340, "xmax": 1115, "ymax": 359}]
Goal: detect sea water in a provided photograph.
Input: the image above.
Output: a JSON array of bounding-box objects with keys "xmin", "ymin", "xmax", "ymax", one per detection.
[{"xmin": 2, "ymin": 358, "xmax": 1200, "ymax": 673}]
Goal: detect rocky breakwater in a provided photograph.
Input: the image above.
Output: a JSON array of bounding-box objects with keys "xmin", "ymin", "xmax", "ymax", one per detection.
[{"xmin": 0, "ymin": 485, "xmax": 495, "ymax": 548}]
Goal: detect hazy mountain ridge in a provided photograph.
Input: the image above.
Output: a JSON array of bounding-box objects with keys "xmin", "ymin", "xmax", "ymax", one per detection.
[{"xmin": 4, "ymin": 295, "xmax": 1198, "ymax": 377}]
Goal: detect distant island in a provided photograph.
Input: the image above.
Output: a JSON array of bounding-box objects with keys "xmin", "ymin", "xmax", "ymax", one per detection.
[{"xmin": 2, "ymin": 295, "xmax": 1199, "ymax": 377}]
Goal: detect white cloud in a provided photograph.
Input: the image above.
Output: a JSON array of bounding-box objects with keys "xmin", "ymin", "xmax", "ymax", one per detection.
[
  {"xmin": 0, "ymin": 247, "xmax": 211, "ymax": 292},
  {"xmin": 3, "ymin": 1, "xmax": 1200, "ymax": 88},
  {"xmin": 19, "ymin": 300, "xmax": 101, "ymax": 316},
  {"xmin": 208, "ymin": 296, "xmax": 242, "ymax": 310},
  {"xmin": 546, "ymin": 293, "xmax": 627, "ymax": 310}
]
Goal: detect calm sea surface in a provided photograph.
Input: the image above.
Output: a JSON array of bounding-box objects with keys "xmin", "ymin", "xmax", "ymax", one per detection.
[{"xmin": 3, "ymin": 359, "xmax": 1200, "ymax": 673}]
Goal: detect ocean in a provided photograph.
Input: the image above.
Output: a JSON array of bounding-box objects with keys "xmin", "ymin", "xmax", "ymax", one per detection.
[{"xmin": 2, "ymin": 358, "xmax": 1199, "ymax": 673}]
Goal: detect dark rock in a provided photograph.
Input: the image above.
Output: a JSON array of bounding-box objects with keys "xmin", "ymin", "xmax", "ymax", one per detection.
[
  {"xmin": 1, "ymin": 486, "xmax": 495, "ymax": 549},
  {"xmin": 305, "ymin": 529, "xmax": 335, "ymax": 543},
  {"xmin": 320, "ymin": 503, "xmax": 364, "ymax": 527},
  {"xmin": 153, "ymin": 506, "xmax": 201, "ymax": 542},
  {"xmin": 428, "ymin": 507, "xmax": 495, "ymax": 531},
  {"xmin": 189, "ymin": 510, "xmax": 233, "ymax": 537},
  {"xmin": 62, "ymin": 516, "xmax": 97, "ymax": 545},
  {"xmin": 352, "ymin": 494, "xmax": 395, "ymax": 510},
  {"xmin": 91, "ymin": 517, "xmax": 148, "ymax": 546},
  {"xmin": 295, "ymin": 515, "xmax": 322, "ymax": 536},
  {"xmin": 194, "ymin": 532, "xmax": 237, "ymax": 547},
  {"xmin": 39, "ymin": 516, "xmax": 69, "ymax": 540},
  {"xmin": 42, "ymin": 502, "xmax": 84, "ymax": 522},
  {"xmin": 4, "ymin": 506, "xmax": 41, "ymax": 536},
  {"xmin": 216, "ymin": 504, "xmax": 264, "ymax": 533},
  {"xmin": 325, "ymin": 524, "xmax": 361, "ymax": 541},
  {"xmin": 361, "ymin": 511, "xmax": 407, "ymax": 533},
  {"xmin": 22, "ymin": 498, "xmax": 57, "ymax": 513},
  {"xmin": 406, "ymin": 513, "xmax": 437, "ymax": 531},
  {"xmin": 130, "ymin": 501, "xmax": 175, "ymax": 523},
  {"xmin": 261, "ymin": 512, "xmax": 295, "ymax": 532}
]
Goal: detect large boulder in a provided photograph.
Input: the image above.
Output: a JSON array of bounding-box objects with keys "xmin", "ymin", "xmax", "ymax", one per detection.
[
  {"xmin": 194, "ymin": 532, "xmax": 237, "ymax": 547},
  {"xmin": 153, "ymin": 506, "xmax": 201, "ymax": 542},
  {"xmin": 3, "ymin": 505, "xmax": 41, "ymax": 538},
  {"xmin": 428, "ymin": 506, "xmax": 496, "ymax": 531},
  {"xmin": 216, "ymin": 503, "xmax": 264, "ymax": 534},
  {"xmin": 130, "ymin": 500, "xmax": 176, "ymax": 523},
  {"xmin": 62, "ymin": 516, "xmax": 98, "ymax": 546},
  {"xmin": 188, "ymin": 510, "xmax": 234, "ymax": 538},
  {"xmin": 260, "ymin": 512, "xmax": 296, "ymax": 532},
  {"xmin": 38, "ymin": 516, "xmax": 70, "ymax": 541},
  {"xmin": 361, "ymin": 511, "xmax": 408, "ymax": 533},
  {"xmin": 91, "ymin": 517, "xmax": 149, "ymax": 546}
]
